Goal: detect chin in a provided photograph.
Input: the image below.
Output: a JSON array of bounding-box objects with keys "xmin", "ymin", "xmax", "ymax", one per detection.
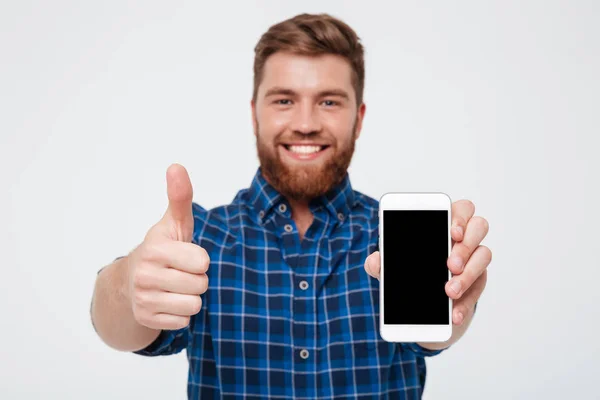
[{"xmin": 257, "ymin": 139, "xmax": 354, "ymax": 201}]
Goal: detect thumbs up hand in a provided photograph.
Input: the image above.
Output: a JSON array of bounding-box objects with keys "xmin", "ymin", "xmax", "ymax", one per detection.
[{"xmin": 126, "ymin": 164, "xmax": 210, "ymax": 331}]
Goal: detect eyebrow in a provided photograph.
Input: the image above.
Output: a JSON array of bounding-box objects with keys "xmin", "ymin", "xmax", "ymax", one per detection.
[{"xmin": 264, "ymin": 86, "xmax": 350, "ymax": 100}]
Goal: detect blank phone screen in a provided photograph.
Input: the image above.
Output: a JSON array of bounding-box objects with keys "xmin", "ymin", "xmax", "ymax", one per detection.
[{"xmin": 383, "ymin": 210, "xmax": 450, "ymax": 325}]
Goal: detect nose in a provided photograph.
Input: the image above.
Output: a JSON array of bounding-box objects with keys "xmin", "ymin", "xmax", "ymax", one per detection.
[{"xmin": 290, "ymin": 101, "xmax": 321, "ymax": 135}]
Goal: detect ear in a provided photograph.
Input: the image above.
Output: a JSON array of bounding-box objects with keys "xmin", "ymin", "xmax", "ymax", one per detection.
[{"xmin": 354, "ymin": 102, "xmax": 366, "ymax": 140}]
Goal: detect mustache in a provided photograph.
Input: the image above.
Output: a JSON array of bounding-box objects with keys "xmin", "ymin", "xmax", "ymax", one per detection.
[{"xmin": 276, "ymin": 132, "xmax": 334, "ymax": 144}]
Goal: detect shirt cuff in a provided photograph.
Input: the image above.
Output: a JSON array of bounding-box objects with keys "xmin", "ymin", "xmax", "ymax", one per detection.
[
  {"xmin": 133, "ymin": 328, "xmax": 188, "ymax": 356},
  {"xmin": 402, "ymin": 301, "xmax": 479, "ymax": 357},
  {"xmin": 402, "ymin": 342, "xmax": 448, "ymax": 357}
]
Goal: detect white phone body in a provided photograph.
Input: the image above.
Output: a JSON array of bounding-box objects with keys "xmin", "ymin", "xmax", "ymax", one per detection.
[{"xmin": 379, "ymin": 192, "xmax": 453, "ymax": 343}]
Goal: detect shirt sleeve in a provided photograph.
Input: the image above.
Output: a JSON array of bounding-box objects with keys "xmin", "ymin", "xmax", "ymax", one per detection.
[
  {"xmin": 400, "ymin": 342, "xmax": 448, "ymax": 357},
  {"xmin": 133, "ymin": 327, "xmax": 189, "ymax": 356},
  {"xmin": 400, "ymin": 301, "xmax": 480, "ymax": 357}
]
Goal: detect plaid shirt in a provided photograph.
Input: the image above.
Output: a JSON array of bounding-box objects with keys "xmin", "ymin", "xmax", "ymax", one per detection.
[{"xmin": 133, "ymin": 168, "xmax": 447, "ymax": 399}]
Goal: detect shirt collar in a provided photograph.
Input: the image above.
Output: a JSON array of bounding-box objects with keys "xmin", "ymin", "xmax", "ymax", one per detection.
[
  {"xmin": 248, "ymin": 167, "xmax": 356, "ymax": 224},
  {"xmin": 247, "ymin": 168, "xmax": 285, "ymax": 223}
]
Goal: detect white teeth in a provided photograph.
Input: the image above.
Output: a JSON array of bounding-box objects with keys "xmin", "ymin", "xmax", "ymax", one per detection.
[{"xmin": 288, "ymin": 145, "xmax": 322, "ymax": 154}]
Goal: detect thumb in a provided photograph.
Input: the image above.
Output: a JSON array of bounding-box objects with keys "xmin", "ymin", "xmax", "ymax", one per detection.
[{"xmin": 163, "ymin": 163, "xmax": 194, "ymax": 242}]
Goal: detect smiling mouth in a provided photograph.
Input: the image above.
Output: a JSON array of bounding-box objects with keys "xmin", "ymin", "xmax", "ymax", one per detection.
[{"xmin": 282, "ymin": 144, "xmax": 330, "ymax": 155}]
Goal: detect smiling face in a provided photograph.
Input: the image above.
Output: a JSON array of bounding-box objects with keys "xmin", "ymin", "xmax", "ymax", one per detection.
[{"xmin": 252, "ymin": 51, "xmax": 366, "ymax": 202}]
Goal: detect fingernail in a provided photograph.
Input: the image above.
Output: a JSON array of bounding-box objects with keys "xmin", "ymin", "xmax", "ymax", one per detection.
[
  {"xmin": 450, "ymin": 279, "xmax": 461, "ymax": 294},
  {"xmin": 450, "ymin": 255, "xmax": 463, "ymax": 269},
  {"xmin": 455, "ymin": 226, "xmax": 463, "ymax": 236},
  {"xmin": 456, "ymin": 311, "xmax": 464, "ymax": 324}
]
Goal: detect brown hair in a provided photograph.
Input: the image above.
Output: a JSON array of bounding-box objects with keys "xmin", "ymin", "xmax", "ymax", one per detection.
[{"xmin": 253, "ymin": 13, "xmax": 365, "ymax": 107}]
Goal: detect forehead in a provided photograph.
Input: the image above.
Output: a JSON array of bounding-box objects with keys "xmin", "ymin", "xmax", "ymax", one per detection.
[{"xmin": 258, "ymin": 52, "xmax": 354, "ymax": 96}]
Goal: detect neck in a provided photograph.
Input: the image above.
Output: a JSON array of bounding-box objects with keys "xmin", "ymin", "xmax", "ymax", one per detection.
[{"xmin": 287, "ymin": 197, "xmax": 314, "ymax": 240}]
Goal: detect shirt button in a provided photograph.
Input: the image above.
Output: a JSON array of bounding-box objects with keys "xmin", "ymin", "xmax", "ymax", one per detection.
[
  {"xmin": 300, "ymin": 349, "xmax": 309, "ymax": 359},
  {"xmin": 278, "ymin": 203, "xmax": 287, "ymax": 213},
  {"xmin": 258, "ymin": 210, "xmax": 265, "ymax": 219},
  {"xmin": 284, "ymin": 224, "xmax": 293, "ymax": 232},
  {"xmin": 299, "ymin": 280, "xmax": 309, "ymax": 290},
  {"xmin": 337, "ymin": 212, "xmax": 344, "ymax": 221}
]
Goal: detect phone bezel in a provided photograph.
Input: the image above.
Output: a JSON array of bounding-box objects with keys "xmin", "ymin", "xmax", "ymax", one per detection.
[{"xmin": 378, "ymin": 192, "xmax": 453, "ymax": 343}]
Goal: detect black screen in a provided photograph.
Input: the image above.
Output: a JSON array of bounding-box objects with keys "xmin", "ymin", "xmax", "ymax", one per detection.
[{"xmin": 383, "ymin": 210, "xmax": 449, "ymax": 325}]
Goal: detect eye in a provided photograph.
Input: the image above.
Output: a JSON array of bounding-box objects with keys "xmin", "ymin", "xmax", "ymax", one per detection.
[
  {"xmin": 322, "ymin": 100, "xmax": 338, "ymax": 107},
  {"xmin": 275, "ymin": 99, "xmax": 292, "ymax": 105}
]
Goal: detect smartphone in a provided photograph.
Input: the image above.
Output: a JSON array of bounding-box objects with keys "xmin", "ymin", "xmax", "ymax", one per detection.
[{"xmin": 379, "ymin": 192, "xmax": 452, "ymax": 343}]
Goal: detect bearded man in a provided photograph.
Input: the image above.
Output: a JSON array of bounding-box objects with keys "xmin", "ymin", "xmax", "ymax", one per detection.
[{"xmin": 91, "ymin": 12, "xmax": 491, "ymax": 400}]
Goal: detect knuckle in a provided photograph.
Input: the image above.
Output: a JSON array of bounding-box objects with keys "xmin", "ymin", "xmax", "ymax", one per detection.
[
  {"xmin": 198, "ymin": 247, "xmax": 210, "ymax": 271},
  {"xmin": 133, "ymin": 268, "xmax": 154, "ymax": 289},
  {"xmin": 176, "ymin": 316, "xmax": 191, "ymax": 329},
  {"xmin": 478, "ymin": 245, "xmax": 492, "ymax": 264},
  {"xmin": 143, "ymin": 241, "xmax": 165, "ymax": 262},
  {"xmin": 462, "ymin": 199, "xmax": 475, "ymax": 213},
  {"xmin": 139, "ymin": 242, "xmax": 155, "ymax": 261},
  {"xmin": 134, "ymin": 290, "xmax": 157, "ymax": 313},
  {"xmin": 131, "ymin": 303, "xmax": 141, "ymax": 319},
  {"xmin": 455, "ymin": 242, "xmax": 470, "ymax": 257},
  {"xmin": 198, "ymin": 274, "xmax": 209, "ymax": 294},
  {"xmin": 131, "ymin": 270, "xmax": 143, "ymax": 289},
  {"xmin": 455, "ymin": 215, "xmax": 467, "ymax": 226},
  {"xmin": 461, "ymin": 303, "xmax": 471, "ymax": 315},
  {"xmin": 471, "ymin": 216, "xmax": 489, "ymax": 233},
  {"xmin": 136, "ymin": 311, "xmax": 153, "ymax": 328},
  {"xmin": 481, "ymin": 217, "xmax": 489, "ymax": 232},
  {"xmin": 133, "ymin": 289, "xmax": 147, "ymax": 307},
  {"xmin": 192, "ymin": 296, "xmax": 203, "ymax": 314}
]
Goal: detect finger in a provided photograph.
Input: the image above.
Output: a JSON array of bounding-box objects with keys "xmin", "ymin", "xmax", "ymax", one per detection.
[
  {"xmin": 447, "ymin": 216, "xmax": 489, "ymax": 274},
  {"xmin": 163, "ymin": 163, "xmax": 194, "ymax": 242},
  {"xmin": 451, "ymin": 200, "xmax": 475, "ymax": 242},
  {"xmin": 153, "ymin": 267, "xmax": 209, "ymax": 295},
  {"xmin": 364, "ymin": 251, "xmax": 380, "ymax": 280},
  {"xmin": 153, "ymin": 292, "xmax": 203, "ymax": 316},
  {"xmin": 143, "ymin": 241, "xmax": 210, "ymax": 274},
  {"xmin": 137, "ymin": 266, "xmax": 208, "ymax": 295},
  {"xmin": 452, "ymin": 270, "xmax": 487, "ymax": 325},
  {"xmin": 446, "ymin": 245, "xmax": 492, "ymax": 299},
  {"xmin": 144, "ymin": 313, "xmax": 190, "ymax": 331}
]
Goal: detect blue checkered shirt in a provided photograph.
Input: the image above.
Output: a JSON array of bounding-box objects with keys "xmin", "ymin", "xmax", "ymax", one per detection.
[{"xmin": 132, "ymin": 168, "xmax": 448, "ymax": 399}]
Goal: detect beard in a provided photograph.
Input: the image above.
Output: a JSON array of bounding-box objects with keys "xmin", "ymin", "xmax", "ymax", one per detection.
[{"xmin": 255, "ymin": 120, "xmax": 358, "ymax": 202}]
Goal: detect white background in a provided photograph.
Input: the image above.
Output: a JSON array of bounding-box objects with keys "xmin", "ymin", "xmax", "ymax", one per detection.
[{"xmin": 1, "ymin": 1, "xmax": 599, "ymax": 399}]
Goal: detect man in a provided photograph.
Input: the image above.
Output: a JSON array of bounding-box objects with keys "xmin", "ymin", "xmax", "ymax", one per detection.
[{"xmin": 91, "ymin": 12, "xmax": 491, "ymax": 399}]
